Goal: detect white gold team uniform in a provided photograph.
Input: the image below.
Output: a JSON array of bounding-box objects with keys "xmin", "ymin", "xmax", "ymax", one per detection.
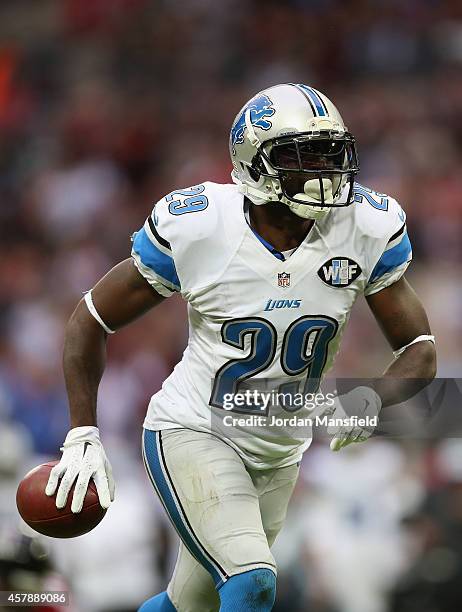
[{"xmin": 131, "ymin": 180, "xmax": 412, "ymax": 470}]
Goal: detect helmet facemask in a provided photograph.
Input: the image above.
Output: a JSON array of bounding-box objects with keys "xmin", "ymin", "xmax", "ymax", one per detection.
[{"xmin": 249, "ymin": 131, "xmax": 359, "ymax": 219}]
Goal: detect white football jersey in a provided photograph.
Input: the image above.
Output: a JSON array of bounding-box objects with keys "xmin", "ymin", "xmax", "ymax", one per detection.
[{"xmin": 131, "ymin": 182, "xmax": 411, "ymax": 469}]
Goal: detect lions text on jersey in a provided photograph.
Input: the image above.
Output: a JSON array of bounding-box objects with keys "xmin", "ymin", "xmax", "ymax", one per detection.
[{"xmin": 131, "ymin": 181, "xmax": 411, "ymax": 469}]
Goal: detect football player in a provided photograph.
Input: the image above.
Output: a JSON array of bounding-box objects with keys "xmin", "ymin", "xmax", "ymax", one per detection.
[{"xmin": 45, "ymin": 84, "xmax": 436, "ymax": 611}]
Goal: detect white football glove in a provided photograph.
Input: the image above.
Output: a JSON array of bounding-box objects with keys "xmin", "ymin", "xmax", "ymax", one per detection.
[
  {"xmin": 327, "ymin": 386, "xmax": 382, "ymax": 452},
  {"xmin": 45, "ymin": 426, "xmax": 115, "ymax": 513}
]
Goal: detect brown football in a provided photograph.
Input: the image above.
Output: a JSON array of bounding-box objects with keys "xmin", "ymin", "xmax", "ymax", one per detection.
[{"xmin": 16, "ymin": 461, "xmax": 107, "ymax": 538}]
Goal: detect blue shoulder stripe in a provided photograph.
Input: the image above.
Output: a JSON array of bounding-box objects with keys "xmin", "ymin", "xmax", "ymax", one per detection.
[
  {"xmin": 132, "ymin": 228, "xmax": 180, "ymax": 289},
  {"xmin": 369, "ymin": 232, "xmax": 412, "ymax": 283}
]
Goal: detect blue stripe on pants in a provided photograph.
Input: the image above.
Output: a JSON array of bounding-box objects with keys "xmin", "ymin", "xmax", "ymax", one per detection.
[{"xmin": 142, "ymin": 429, "xmax": 228, "ymax": 587}]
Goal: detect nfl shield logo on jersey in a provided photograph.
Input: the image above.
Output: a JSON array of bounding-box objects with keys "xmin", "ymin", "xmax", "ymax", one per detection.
[{"xmin": 278, "ymin": 272, "xmax": 291, "ymax": 288}]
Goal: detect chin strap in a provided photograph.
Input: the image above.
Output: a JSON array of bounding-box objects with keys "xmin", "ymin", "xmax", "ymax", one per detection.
[
  {"xmin": 232, "ymin": 171, "xmax": 278, "ymax": 205},
  {"xmin": 286, "ymin": 201, "xmax": 331, "ymax": 220},
  {"xmin": 244, "ymin": 109, "xmax": 261, "ymax": 148}
]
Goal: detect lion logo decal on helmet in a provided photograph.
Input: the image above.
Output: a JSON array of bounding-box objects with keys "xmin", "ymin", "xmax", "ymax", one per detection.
[{"xmin": 230, "ymin": 93, "xmax": 275, "ymax": 154}]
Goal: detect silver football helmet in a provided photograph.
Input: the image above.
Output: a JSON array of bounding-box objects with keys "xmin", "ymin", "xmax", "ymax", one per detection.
[{"xmin": 230, "ymin": 83, "xmax": 359, "ymax": 220}]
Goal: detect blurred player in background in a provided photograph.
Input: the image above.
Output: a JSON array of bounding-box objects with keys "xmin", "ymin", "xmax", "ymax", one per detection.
[{"xmin": 44, "ymin": 84, "xmax": 436, "ymax": 611}]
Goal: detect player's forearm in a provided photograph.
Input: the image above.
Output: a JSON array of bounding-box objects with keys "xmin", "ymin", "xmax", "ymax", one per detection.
[
  {"xmin": 372, "ymin": 341, "xmax": 437, "ymax": 408},
  {"xmin": 63, "ymin": 300, "xmax": 108, "ymax": 428}
]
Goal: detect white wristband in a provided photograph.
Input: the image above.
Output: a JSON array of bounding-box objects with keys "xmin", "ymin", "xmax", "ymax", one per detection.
[
  {"xmin": 84, "ymin": 291, "xmax": 115, "ymax": 335},
  {"xmin": 393, "ymin": 334, "xmax": 435, "ymax": 359}
]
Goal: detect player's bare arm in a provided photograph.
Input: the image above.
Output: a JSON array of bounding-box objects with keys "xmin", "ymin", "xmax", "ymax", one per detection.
[
  {"xmin": 367, "ymin": 276, "xmax": 436, "ymax": 405},
  {"xmin": 64, "ymin": 258, "xmax": 164, "ymax": 428},
  {"xmin": 45, "ymin": 258, "xmax": 164, "ymax": 512},
  {"xmin": 328, "ymin": 278, "xmax": 436, "ymax": 451}
]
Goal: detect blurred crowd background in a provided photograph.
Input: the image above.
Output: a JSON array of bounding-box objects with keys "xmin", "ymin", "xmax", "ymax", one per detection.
[{"xmin": 0, "ymin": 0, "xmax": 461, "ymax": 611}]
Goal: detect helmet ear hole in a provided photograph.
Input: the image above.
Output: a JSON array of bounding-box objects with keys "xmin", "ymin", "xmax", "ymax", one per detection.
[
  {"xmin": 249, "ymin": 165, "xmax": 260, "ymax": 182},
  {"xmin": 241, "ymin": 161, "xmax": 259, "ymax": 183},
  {"xmin": 249, "ymin": 153, "xmax": 265, "ymax": 182}
]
